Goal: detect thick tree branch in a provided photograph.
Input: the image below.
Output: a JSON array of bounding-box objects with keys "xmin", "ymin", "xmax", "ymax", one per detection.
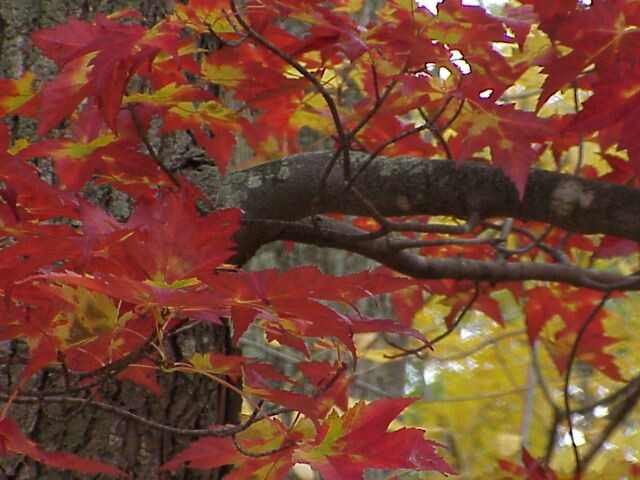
[{"xmin": 218, "ymin": 151, "xmax": 640, "ymax": 287}]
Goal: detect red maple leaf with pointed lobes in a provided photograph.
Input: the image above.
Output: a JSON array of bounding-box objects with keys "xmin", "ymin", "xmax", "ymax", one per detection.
[
  {"xmin": 536, "ymin": 1, "xmax": 640, "ymax": 111},
  {"xmin": 519, "ymin": 0, "xmax": 577, "ymax": 38},
  {"xmin": 31, "ymin": 14, "xmax": 179, "ymax": 134},
  {"xmin": 293, "ymin": 397, "xmax": 456, "ymax": 478},
  {"xmin": 568, "ymin": 63, "xmax": 640, "ymax": 173},
  {"xmin": 0, "ymin": 72, "xmax": 40, "ymax": 118},
  {"xmin": 162, "ymin": 397, "xmax": 454, "ymax": 478},
  {"xmin": 498, "ymin": 448, "xmax": 559, "ymax": 480},
  {"xmin": 243, "ymin": 361, "xmax": 349, "ymax": 421},
  {"xmin": 524, "ymin": 285, "xmax": 624, "ymax": 380},
  {"xmin": 453, "ymin": 99, "xmax": 555, "ymax": 197},
  {"xmin": 21, "ymin": 104, "xmax": 172, "ymax": 192},
  {"xmin": 25, "ymin": 190, "xmax": 241, "ymax": 323},
  {"xmin": 203, "ymin": 266, "xmax": 428, "ymax": 357},
  {"xmin": 0, "ymin": 126, "xmax": 80, "ymax": 222},
  {"xmin": 430, "ymin": 279, "xmax": 504, "ymax": 327},
  {"xmin": 172, "ymin": 0, "xmax": 233, "ymax": 35},
  {"xmin": 160, "ymin": 419, "xmax": 296, "ymax": 479}
]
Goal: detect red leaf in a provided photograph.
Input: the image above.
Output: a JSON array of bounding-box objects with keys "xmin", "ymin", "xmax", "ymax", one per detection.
[
  {"xmin": 118, "ymin": 191, "xmax": 240, "ymax": 284},
  {"xmin": 206, "ymin": 266, "xmax": 427, "ymax": 357},
  {"xmin": 159, "ymin": 436, "xmax": 238, "ymax": 471},
  {"xmin": 498, "ymin": 448, "xmax": 559, "ymax": 480},
  {"xmin": 0, "ymin": 72, "xmax": 40, "ymax": 118},
  {"xmin": 348, "ymin": 314, "xmax": 429, "ymax": 346},
  {"xmin": 568, "ymin": 65, "xmax": 640, "ymax": 170},
  {"xmin": 35, "ymin": 56, "xmax": 91, "ymax": 136},
  {"xmin": 525, "ymin": 286, "xmax": 623, "ymax": 380},
  {"xmin": 390, "ymin": 288, "xmax": 426, "ymax": 326},
  {"xmin": 536, "ymin": 2, "xmax": 640, "ymax": 111},
  {"xmin": 243, "ymin": 363, "xmax": 341, "ymax": 420},
  {"xmin": 454, "ymin": 101, "xmax": 554, "ymax": 197},
  {"xmin": 161, "ymin": 433, "xmax": 294, "ymax": 479},
  {"xmin": 32, "ymin": 15, "xmax": 172, "ymax": 133},
  {"xmin": 295, "ymin": 398, "xmax": 456, "ymax": 478},
  {"xmin": 596, "ymin": 237, "xmax": 639, "ymax": 259}
]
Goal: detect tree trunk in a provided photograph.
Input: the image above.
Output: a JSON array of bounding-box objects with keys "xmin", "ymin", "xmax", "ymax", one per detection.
[
  {"xmin": 0, "ymin": 2, "xmax": 238, "ymax": 479},
  {"xmin": 2, "ymin": 325, "xmax": 237, "ymax": 480}
]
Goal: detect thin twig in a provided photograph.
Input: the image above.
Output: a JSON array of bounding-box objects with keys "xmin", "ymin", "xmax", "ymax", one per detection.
[
  {"xmin": 345, "ymin": 122, "xmax": 432, "ymax": 190},
  {"xmin": 0, "ymin": 392, "xmax": 244, "ymax": 437},
  {"xmin": 581, "ymin": 379, "xmax": 640, "ymax": 470},
  {"xmin": 76, "ymin": 330, "xmax": 158, "ymax": 381},
  {"xmin": 384, "ymin": 282, "xmax": 479, "ymax": 359},
  {"xmin": 563, "ymin": 292, "xmax": 610, "ymax": 475},
  {"xmin": 388, "ymin": 236, "xmax": 494, "ymax": 252},
  {"xmin": 232, "ymin": 433, "xmax": 294, "ymax": 458},
  {"xmin": 418, "ymin": 106, "xmax": 453, "ymax": 160},
  {"xmin": 128, "ymin": 105, "xmax": 181, "ymax": 188},
  {"xmin": 482, "ymin": 221, "xmax": 569, "ymax": 264},
  {"xmin": 228, "ymin": 0, "xmax": 351, "ymax": 178}
]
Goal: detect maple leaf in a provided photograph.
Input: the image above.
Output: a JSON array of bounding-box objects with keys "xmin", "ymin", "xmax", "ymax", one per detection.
[
  {"xmin": 125, "ymin": 83, "xmax": 244, "ymax": 175},
  {"xmin": 243, "ymin": 362, "xmax": 349, "ymax": 421},
  {"xmin": 535, "ymin": 1, "xmax": 640, "ymax": 110},
  {"xmin": 160, "ymin": 100, "xmax": 241, "ymax": 175},
  {"xmin": 390, "ymin": 288, "xmax": 427, "ymax": 326},
  {"xmin": 293, "ymin": 397, "xmax": 455, "ymax": 478},
  {"xmin": 453, "ymin": 99, "xmax": 554, "ymax": 196},
  {"xmin": 0, "ymin": 147, "xmax": 80, "ymax": 221},
  {"xmin": 0, "ymin": 418, "xmax": 127, "ymax": 477},
  {"xmin": 567, "ymin": 64, "xmax": 640, "ymax": 172},
  {"xmin": 595, "ymin": 236, "xmax": 639, "ymax": 259},
  {"xmin": 498, "ymin": 448, "xmax": 559, "ymax": 480},
  {"xmin": 205, "ymin": 266, "xmax": 426, "ymax": 356},
  {"xmin": 115, "ymin": 191, "xmax": 240, "ymax": 284},
  {"xmin": 172, "ymin": 0, "xmax": 234, "ymax": 35},
  {"xmin": 287, "ymin": 5, "xmax": 369, "ymax": 62},
  {"xmin": 160, "ymin": 419, "xmax": 297, "ymax": 478},
  {"xmin": 431, "ymin": 0, "xmax": 527, "ymax": 96},
  {"xmin": 31, "ymin": 14, "xmax": 177, "ymax": 133},
  {"xmin": 519, "ymin": 0, "xmax": 577, "ymax": 39},
  {"xmin": 524, "ymin": 285, "xmax": 623, "ymax": 380},
  {"xmin": 190, "ymin": 352, "xmax": 246, "ymax": 379},
  {"xmin": 0, "ymin": 72, "xmax": 40, "ymax": 118},
  {"xmin": 348, "ymin": 314, "xmax": 428, "ymax": 345},
  {"xmin": 159, "ymin": 436, "xmax": 239, "ymax": 472},
  {"xmin": 0, "ymin": 225, "xmax": 85, "ymax": 289},
  {"xmin": 22, "ymin": 104, "xmax": 168, "ymax": 192},
  {"xmin": 48, "ymin": 285, "xmax": 123, "ymax": 348},
  {"xmin": 34, "ymin": 55, "xmax": 92, "ymax": 137}
]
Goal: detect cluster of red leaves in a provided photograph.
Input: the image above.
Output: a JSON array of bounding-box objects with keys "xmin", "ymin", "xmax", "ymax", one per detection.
[
  {"xmin": 0, "ymin": 1, "xmax": 465, "ymax": 474},
  {"xmin": 0, "ymin": 0, "xmax": 638, "ymax": 477},
  {"xmin": 0, "ymin": 121, "xmax": 445, "ymax": 475}
]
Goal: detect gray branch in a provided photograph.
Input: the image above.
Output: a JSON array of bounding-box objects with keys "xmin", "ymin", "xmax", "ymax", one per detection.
[{"xmin": 217, "ymin": 151, "xmax": 640, "ymax": 289}]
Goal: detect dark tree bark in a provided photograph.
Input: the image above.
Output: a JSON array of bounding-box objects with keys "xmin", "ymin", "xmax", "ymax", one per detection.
[{"xmin": 0, "ymin": 2, "xmax": 238, "ymax": 479}]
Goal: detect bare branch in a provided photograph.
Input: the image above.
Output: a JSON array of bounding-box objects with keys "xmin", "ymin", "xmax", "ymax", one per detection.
[
  {"xmin": 222, "ymin": 152, "xmax": 640, "ymax": 271},
  {"xmin": 270, "ymin": 217, "xmax": 640, "ymax": 292}
]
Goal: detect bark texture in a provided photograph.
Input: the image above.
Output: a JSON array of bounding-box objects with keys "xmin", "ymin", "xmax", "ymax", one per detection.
[
  {"xmin": 221, "ymin": 152, "xmax": 640, "ymax": 291},
  {"xmin": 222, "ymin": 151, "xmax": 640, "ymax": 249},
  {"xmin": 0, "ymin": 2, "xmax": 237, "ymax": 479}
]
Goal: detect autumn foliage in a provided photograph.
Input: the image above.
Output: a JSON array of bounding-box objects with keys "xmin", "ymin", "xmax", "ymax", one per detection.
[{"xmin": 1, "ymin": 0, "xmax": 640, "ymax": 478}]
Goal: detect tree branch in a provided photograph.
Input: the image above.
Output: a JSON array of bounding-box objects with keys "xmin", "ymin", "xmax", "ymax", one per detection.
[{"xmin": 216, "ymin": 151, "xmax": 640, "ymax": 288}]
